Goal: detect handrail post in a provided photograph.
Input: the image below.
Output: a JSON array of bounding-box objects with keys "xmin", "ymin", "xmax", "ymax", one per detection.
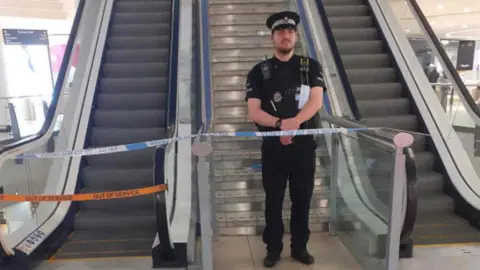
[
  {"xmin": 329, "ymin": 132, "xmax": 339, "ymax": 236},
  {"xmin": 386, "ymin": 133, "xmax": 413, "ymax": 269}
]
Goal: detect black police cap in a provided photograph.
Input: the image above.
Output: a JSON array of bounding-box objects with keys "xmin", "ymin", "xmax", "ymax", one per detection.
[{"xmin": 266, "ymin": 11, "xmax": 300, "ymax": 32}]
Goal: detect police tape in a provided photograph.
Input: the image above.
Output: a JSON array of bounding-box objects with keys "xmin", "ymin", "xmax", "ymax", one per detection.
[
  {"xmin": 12, "ymin": 127, "xmax": 375, "ymax": 159},
  {"xmin": 0, "ymin": 184, "xmax": 167, "ymax": 202}
]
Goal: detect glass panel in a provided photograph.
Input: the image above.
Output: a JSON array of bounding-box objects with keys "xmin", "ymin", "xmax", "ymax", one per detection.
[
  {"xmin": 332, "ymin": 132, "xmax": 395, "ymax": 270},
  {"xmin": 0, "ymin": 1, "xmax": 93, "ymax": 251},
  {"xmin": 386, "ymin": 0, "xmax": 480, "ymax": 178}
]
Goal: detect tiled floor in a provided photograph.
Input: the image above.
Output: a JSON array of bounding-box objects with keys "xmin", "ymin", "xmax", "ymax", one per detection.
[
  {"xmin": 401, "ymin": 244, "xmax": 480, "ymax": 270},
  {"xmin": 36, "ymin": 237, "xmax": 480, "ymax": 270},
  {"xmin": 212, "ymin": 233, "xmax": 362, "ymax": 270}
]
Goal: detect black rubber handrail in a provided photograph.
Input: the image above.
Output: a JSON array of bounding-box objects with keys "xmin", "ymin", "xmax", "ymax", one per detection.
[
  {"xmin": 0, "ymin": 0, "xmax": 86, "ymax": 154},
  {"xmin": 152, "ymin": 0, "xmax": 180, "ymax": 264},
  {"xmin": 407, "ymin": 0, "xmax": 480, "ymax": 119},
  {"xmin": 314, "ymin": 0, "xmax": 418, "ymax": 247}
]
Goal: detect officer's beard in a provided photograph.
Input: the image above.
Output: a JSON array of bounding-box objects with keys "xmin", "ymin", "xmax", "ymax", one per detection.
[{"xmin": 276, "ymin": 48, "xmax": 293, "ymax": 55}]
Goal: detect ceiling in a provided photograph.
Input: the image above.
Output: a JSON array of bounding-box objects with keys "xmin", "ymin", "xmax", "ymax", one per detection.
[{"xmin": 393, "ymin": 0, "xmax": 480, "ymax": 39}]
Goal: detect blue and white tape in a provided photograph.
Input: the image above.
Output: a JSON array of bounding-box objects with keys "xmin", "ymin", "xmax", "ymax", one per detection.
[{"xmin": 12, "ymin": 127, "xmax": 375, "ymax": 159}]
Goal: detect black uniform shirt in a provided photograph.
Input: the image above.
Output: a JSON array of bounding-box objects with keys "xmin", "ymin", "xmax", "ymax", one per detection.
[{"xmin": 245, "ymin": 54, "xmax": 325, "ymax": 150}]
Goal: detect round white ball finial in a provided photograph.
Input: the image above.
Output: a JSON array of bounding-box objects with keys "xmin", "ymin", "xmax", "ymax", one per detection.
[
  {"xmin": 192, "ymin": 142, "xmax": 213, "ymax": 157},
  {"xmin": 393, "ymin": 132, "xmax": 414, "ymax": 148}
]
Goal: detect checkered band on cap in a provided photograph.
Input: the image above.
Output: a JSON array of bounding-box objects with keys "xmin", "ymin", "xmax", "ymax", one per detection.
[{"xmin": 271, "ymin": 17, "xmax": 296, "ymax": 29}]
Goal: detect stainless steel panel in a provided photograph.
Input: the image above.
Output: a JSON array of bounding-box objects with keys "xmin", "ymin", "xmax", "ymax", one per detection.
[
  {"xmin": 210, "ymin": 14, "xmax": 267, "ymax": 26},
  {"xmin": 214, "ymin": 123, "xmax": 257, "ymax": 132},
  {"xmin": 214, "ymin": 178, "xmax": 329, "ymax": 190},
  {"xmin": 207, "ymin": 0, "xmax": 333, "ymax": 236},
  {"xmin": 212, "ymin": 75, "xmax": 246, "ymax": 90},
  {"xmin": 210, "ymin": 0, "xmax": 287, "ymax": 3},
  {"xmin": 215, "ymin": 199, "xmax": 329, "ymax": 212},
  {"xmin": 215, "ymin": 106, "xmax": 248, "ymax": 118},
  {"xmin": 212, "ymin": 61, "xmax": 258, "ymax": 72},
  {"xmin": 212, "ymin": 48, "xmax": 273, "ymax": 58},
  {"xmin": 209, "ymin": 3, "xmax": 285, "ymax": 15}
]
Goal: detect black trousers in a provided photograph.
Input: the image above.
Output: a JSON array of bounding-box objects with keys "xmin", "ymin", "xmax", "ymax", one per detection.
[{"xmin": 261, "ymin": 141, "xmax": 316, "ymax": 254}]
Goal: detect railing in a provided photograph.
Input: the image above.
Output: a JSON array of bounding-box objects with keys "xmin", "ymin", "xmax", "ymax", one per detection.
[
  {"xmin": 0, "ymin": 0, "xmax": 86, "ymax": 258},
  {"xmin": 152, "ymin": 0, "xmax": 181, "ymax": 266}
]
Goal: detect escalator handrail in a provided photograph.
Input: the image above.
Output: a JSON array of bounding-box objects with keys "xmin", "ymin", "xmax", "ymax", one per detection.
[
  {"xmin": 313, "ymin": 0, "xmax": 361, "ymax": 119},
  {"xmin": 0, "ymin": 0, "xmax": 85, "ymax": 154},
  {"xmin": 199, "ymin": 0, "xmax": 213, "ymax": 131},
  {"xmin": 314, "ymin": 0, "xmax": 418, "ymax": 244},
  {"xmin": 406, "ymin": 0, "xmax": 480, "ymax": 123},
  {"xmin": 153, "ymin": 0, "xmax": 180, "ymax": 259}
]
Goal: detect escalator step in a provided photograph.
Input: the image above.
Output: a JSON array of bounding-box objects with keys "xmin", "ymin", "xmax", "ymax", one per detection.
[
  {"xmin": 362, "ymin": 114, "xmax": 418, "ymax": 131},
  {"xmin": 107, "ymin": 36, "xmax": 170, "ymax": 50},
  {"xmin": 328, "ymin": 16, "xmax": 373, "ymax": 28},
  {"xmin": 102, "ymin": 62, "xmax": 168, "ymax": 78},
  {"xmin": 341, "ymin": 54, "xmax": 390, "ymax": 69},
  {"xmin": 112, "ymin": 12, "xmax": 171, "ymax": 25},
  {"xmin": 346, "ymin": 68, "xmax": 397, "ymax": 84},
  {"xmin": 115, "ymin": 1, "xmax": 171, "ymax": 13},
  {"xmin": 90, "ymin": 127, "xmax": 165, "ymax": 146},
  {"xmin": 324, "ymin": 5, "xmax": 368, "ymax": 17},
  {"xmin": 350, "ymin": 83, "xmax": 403, "ymax": 100},
  {"xmin": 83, "ymin": 166, "xmax": 153, "ymax": 190},
  {"xmin": 337, "ymin": 40, "xmax": 384, "ymax": 54},
  {"xmin": 416, "ymin": 172, "xmax": 445, "ymax": 193},
  {"xmin": 323, "ymin": 0, "xmax": 365, "ymax": 5},
  {"xmin": 357, "ymin": 98, "xmax": 410, "ymax": 117},
  {"xmin": 96, "ymin": 93, "xmax": 167, "ymax": 110},
  {"xmin": 417, "ymin": 193, "xmax": 454, "ymax": 214},
  {"xmin": 105, "ymin": 48, "xmax": 169, "ymax": 63},
  {"xmin": 92, "ymin": 109, "xmax": 166, "ymax": 128},
  {"xmin": 99, "ymin": 77, "xmax": 168, "ymax": 93},
  {"xmin": 74, "ymin": 209, "xmax": 156, "ymax": 231},
  {"xmin": 85, "ymin": 148, "xmax": 156, "ymax": 166},
  {"xmin": 332, "ymin": 28, "xmax": 379, "ymax": 41},
  {"xmin": 110, "ymin": 23, "xmax": 171, "ymax": 37}
]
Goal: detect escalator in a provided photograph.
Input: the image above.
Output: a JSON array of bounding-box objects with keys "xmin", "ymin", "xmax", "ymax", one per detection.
[
  {"xmin": 316, "ymin": 0, "xmax": 480, "ymax": 245},
  {"xmin": 51, "ymin": 0, "xmax": 173, "ymax": 260},
  {"xmin": 208, "ymin": 0, "xmax": 331, "ymax": 236}
]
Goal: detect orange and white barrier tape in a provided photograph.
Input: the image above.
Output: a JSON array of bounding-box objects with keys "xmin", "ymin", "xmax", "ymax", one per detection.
[{"xmin": 0, "ymin": 184, "xmax": 167, "ymax": 202}]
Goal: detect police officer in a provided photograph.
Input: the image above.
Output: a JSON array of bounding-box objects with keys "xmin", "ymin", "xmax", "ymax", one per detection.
[{"xmin": 245, "ymin": 11, "xmax": 325, "ymax": 268}]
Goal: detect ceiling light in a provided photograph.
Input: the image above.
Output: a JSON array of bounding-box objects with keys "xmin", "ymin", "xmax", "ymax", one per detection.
[
  {"xmin": 447, "ymin": 23, "xmax": 454, "ymax": 27},
  {"xmin": 406, "ymin": 29, "xmax": 411, "ymax": 32},
  {"xmin": 436, "ymin": 4, "xmax": 444, "ymax": 9},
  {"xmin": 462, "ymin": 24, "xmax": 468, "ymax": 28},
  {"xmin": 431, "ymin": 20, "xmax": 436, "ymax": 25},
  {"xmin": 464, "ymin": 8, "xmax": 471, "ymax": 12}
]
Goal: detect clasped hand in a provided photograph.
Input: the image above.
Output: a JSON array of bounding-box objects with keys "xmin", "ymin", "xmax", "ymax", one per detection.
[{"xmin": 279, "ymin": 118, "xmax": 300, "ymax": 145}]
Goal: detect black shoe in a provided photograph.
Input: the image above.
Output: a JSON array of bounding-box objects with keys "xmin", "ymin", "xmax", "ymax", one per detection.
[
  {"xmin": 263, "ymin": 252, "xmax": 280, "ymax": 268},
  {"xmin": 291, "ymin": 249, "xmax": 315, "ymax": 265}
]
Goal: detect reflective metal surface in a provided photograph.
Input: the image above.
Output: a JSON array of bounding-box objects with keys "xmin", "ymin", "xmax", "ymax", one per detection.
[{"xmin": 208, "ymin": 0, "xmax": 331, "ymax": 236}]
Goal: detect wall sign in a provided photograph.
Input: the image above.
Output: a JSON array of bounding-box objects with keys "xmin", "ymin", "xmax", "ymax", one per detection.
[
  {"xmin": 2, "ymin": 29, "xmax": 49, "ymax": 46},
  {"xmin": 456, "ymin": 40, "xmax": 476, "ymax": 71}
]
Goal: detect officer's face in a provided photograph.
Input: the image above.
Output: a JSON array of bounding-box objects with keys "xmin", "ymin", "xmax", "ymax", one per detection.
[{"xmin": 271, "ymin": 28, "xmax": 297, "ymax": 54}]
